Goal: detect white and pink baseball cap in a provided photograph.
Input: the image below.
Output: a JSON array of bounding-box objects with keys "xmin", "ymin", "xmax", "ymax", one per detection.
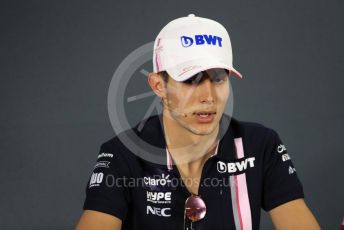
[{"xmin": 153, "ymin": 14, "xmax": 242, "ymax": 81}]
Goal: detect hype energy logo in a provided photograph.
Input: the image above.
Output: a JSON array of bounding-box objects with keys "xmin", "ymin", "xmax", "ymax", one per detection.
[{"xmin": 180, "ymin": 34, "xmax": 223, "ymax": 47}]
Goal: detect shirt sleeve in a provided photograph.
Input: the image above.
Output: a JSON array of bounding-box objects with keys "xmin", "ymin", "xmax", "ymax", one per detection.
[
  {"xmin": 262, "ymin": 129, "xmax": 304, "ymax": 211},
  {"xmin": 83, "ymin": 142, "xmax": 131, "ymax": 220}
]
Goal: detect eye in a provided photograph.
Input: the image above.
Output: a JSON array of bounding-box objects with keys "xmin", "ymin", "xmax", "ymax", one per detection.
[
  {"xmin": 212, "ymin": 74, "xmax": 227, "ymax": 84},
  {"xmin": 206, "ymin": 68, "xmax": 229, "ymax": 84},
  {"xmin": 213, "ymin": 77, "xmax": 225, "ymax": 84}
]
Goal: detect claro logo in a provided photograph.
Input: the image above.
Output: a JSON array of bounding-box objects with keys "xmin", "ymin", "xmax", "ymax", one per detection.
[
  {"xmin": 144, "ymin": 174, "xmax": 171, "ymax": 187},
  {"xmin": 277, "ymin": 144, "xmax": 287, "ymax": 153},
  {"xmin": 217, "ymin": 157, "xmax": 255, "ymax": 174}
]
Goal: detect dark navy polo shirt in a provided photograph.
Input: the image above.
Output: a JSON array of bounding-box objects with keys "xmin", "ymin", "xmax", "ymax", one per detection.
[{"xmin": 83, "ymin": 114, "xmax": 304, "ymax": 230}]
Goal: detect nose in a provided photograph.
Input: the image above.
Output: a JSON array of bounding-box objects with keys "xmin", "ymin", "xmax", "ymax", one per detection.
[{"xmin": 198, "ymin": 78, "xmax": 215, "ymax": 103}]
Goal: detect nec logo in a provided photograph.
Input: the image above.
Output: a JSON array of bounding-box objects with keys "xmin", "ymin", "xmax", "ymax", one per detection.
[
  {"xmin": 180, "ymin": 35, "xmax": 223, "ymax": 47},
  {"xmin": 146, "ymin": 206, "xmax": 171, "ymax": 217}
]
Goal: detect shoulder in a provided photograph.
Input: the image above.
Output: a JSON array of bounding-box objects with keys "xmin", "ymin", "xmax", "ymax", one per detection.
[
  {"xmin": 99, "ymin": 130, "xmax": 139, "ymax": 163},
  {"xmin": 231, "ymin": 117, "xmax": 279, "ymax": 139},
  {"xmin": 226, "ymin": 117, "xmax": 283, "ymax": 156},
  {"xmin": 98, "ymin": 115, "xmax": 162, "ymax": 163}
]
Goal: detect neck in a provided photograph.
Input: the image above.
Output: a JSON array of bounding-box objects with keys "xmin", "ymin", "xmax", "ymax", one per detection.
[{"xmin": 162, "ymin": 110, "xmax": 219, "ymax": 165}]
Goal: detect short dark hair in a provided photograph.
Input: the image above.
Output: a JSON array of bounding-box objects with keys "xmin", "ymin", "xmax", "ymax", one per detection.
[{"xmin": 159, "ymin": 71, "xmax": 169, "ymax": 84}]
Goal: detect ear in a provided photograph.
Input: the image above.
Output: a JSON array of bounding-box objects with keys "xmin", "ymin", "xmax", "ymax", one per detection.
[{"xmin": 147, "ymin": 72, "xmax": 166, "ymax": 98}]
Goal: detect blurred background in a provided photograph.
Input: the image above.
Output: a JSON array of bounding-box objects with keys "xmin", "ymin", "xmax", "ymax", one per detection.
[{"xmin": 0, "ymin": 0, "xmax": 343, "ymax": 229}]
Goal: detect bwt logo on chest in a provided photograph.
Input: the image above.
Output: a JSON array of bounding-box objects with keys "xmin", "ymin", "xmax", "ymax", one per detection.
[{"xmin": 180, "ymin": 35, "xmax": 223, "ymax": 47}]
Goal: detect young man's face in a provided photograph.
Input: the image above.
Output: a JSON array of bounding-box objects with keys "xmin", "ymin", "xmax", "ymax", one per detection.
[{"xmin": 163, "ymin": 68, "xmax": 230, "ymax": 136}]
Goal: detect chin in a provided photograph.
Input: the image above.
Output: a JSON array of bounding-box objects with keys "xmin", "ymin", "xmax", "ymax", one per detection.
[{"xmin": 186, "ymin": 123, "xmax": 218, "ymax": 136}]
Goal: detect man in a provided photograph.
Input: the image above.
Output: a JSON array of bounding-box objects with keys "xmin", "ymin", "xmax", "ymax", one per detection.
[{"xmin": 76, "ymin": 14, "xmax": 320, "ymax": 230}]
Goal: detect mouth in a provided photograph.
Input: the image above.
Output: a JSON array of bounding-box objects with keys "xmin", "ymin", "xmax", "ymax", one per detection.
[
  {"xmin": 195, "ymin": 111, "xmax": 216, "ymax": 116},
  {"xmin": 193, "ymin": 111, "xmax": 217, "ymax": 123},
  {"xmin": 194, "ymin": 111, "xmax": 217, "ymax": 115}
]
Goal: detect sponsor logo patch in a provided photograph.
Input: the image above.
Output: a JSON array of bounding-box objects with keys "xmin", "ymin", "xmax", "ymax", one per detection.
[
  {"xmin": 144, "ymin": 174, "xmax": 172, "ymax": 187},
  {"xmin": 146, "ymin": 205, "xmax": 171, "ymax": 217},
  {"xmin": 180, "ymin": 34, "xmax": 223, "ymax": 47},
  {"xmin": 217, "ymin": 157, "xmax": 255, "ymax": 174},
  {"xmin": 277, "ymin": 144, "xmax": 287, "ymax": 153},
  {"xmin": 98, "ymin": 152, "xmax": 113, "ymax": 159},
  {"xmin": 89, "ymin": 172, "xmax": 104, "ymax": 188},
  {"xmin": 147, "ymin": 191, "xmax": 171, "ymax": 204},
  {"xmin": 94, "ymin": 161, "xmax": 110, "ymax": 169},
  {"xmin": 288, "ymin": 166, "xmax": 296, "ymax": 174},
  {"xmin": 282, "ymin": 153, "xmax": 291, "ymax": 162}
]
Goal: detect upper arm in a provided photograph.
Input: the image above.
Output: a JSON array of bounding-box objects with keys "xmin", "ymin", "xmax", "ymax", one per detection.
[
  {"xmin": 269, "ymin": 198, "xmax": 321, "ymax": 230},
  {"xmin": 261, "ymin": 130, "xmax": 320, "ymax": 229},
  {"xmin": 262, "ymin": 129, "xmax": 304, "ymax": 211},
  {"xmin": 75, "ymin": 210, "xmax": 122, "ymax": 230},
  {"xmin": 80, "ymin": 141, "xmax": 131, "ymax": 225}
]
